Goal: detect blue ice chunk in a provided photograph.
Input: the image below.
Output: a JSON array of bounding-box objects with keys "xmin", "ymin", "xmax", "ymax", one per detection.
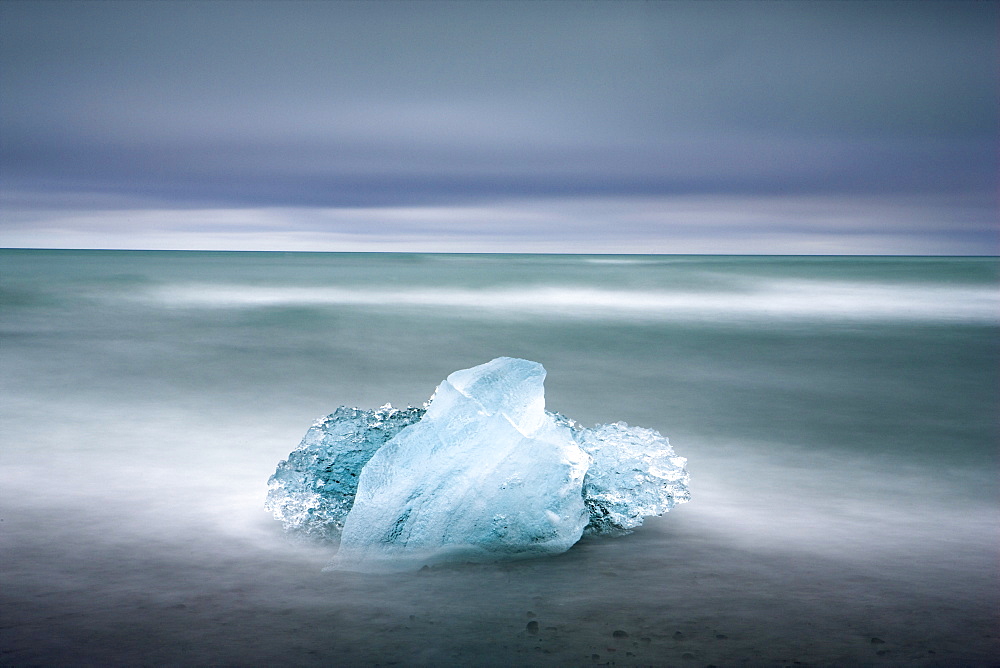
[
  {"xmin": 573, "ymin": 419, "xmax": 691, "ymax": 535},
  {"xmin": 265, "ymin": 357, "xmax": 691, "ymax": 570},
  {"xmin": 265, "ymin": 404, "xmax": 424, "ymax": 540},
  {"xmin": 328, "ymin": 358, "xmax": 591, "ymax": 572}
]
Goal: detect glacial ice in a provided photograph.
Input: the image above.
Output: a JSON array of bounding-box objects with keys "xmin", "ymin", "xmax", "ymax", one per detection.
[
  {"xmin": 266, "ymin": 357, "xmax": 690, "ymax": 571},
  {"xmin": 572, "ymin": 419, "xmax": 691, "ymax": 535},
  {"xmin": 265, "ymin": 404, "xmax": 424, "ymax": 540},
  {"xmin": 329, "ymin": 358, "xmax": 591, "ymax": 571}
]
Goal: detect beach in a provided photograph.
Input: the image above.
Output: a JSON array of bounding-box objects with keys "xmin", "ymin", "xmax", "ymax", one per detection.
[{"xmin": 2, "ymin": 250, "xmax": 997, "ymax": 666}]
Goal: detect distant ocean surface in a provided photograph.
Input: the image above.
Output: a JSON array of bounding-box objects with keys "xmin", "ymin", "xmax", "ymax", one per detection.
[{"xmin": 2, "ymin": 250, "xmax": 997, "ymax": 666}]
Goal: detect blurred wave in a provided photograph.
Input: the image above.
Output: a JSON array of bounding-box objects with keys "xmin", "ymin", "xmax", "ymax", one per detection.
[{"xmin": 141, "ymin": 280, "xmax": 999, "ymax": 323}]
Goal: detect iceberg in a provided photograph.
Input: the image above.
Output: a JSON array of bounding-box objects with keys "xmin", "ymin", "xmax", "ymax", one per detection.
[{"xmin": 266, "ymin": 357, "xmax": 690, "ymax": 571}]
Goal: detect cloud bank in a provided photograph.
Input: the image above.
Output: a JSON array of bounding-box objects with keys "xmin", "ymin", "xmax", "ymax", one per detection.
[{"xmin": 1, "ymin": 1, "xmax": 996, "ymax": 253}]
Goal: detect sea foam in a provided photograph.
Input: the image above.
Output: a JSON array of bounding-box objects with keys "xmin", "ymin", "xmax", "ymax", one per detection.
[{"xmin": 149, "ymin": 281, "xmax": 998, "ymax": 323}]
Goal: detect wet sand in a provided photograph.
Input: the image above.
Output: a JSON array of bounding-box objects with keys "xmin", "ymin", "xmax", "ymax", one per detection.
[{"xmin": 3, "ymin": 503, "xmax": 996, "ymax": 667}]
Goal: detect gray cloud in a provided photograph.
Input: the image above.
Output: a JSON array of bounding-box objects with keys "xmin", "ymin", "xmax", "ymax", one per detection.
[
  {"xmin": 3, "ymin": 131, "xmax": 992, "ymax": 209},
  {"xmin": 1, "ymin": 0, "xmax": 996, "ymax": 251}
]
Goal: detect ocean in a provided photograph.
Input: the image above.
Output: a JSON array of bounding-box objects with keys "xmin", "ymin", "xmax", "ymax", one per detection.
[{"xmin": 1, "ymin": 250, "xmax": 997, "ymax": 666}]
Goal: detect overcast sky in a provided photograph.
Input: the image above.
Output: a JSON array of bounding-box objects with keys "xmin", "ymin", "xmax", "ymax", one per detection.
[{"xmin": 1, "ymin": 0, "xmax": 996, "ymax": 253}]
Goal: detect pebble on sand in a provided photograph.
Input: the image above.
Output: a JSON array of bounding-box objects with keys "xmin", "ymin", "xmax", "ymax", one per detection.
[
  {"xmin": 526, "ymin": 621, "xmax": 539, "ymax": 634},
  {"xmin": 612, "ymin": 629, "xmax": 629, "ymax": 639}
]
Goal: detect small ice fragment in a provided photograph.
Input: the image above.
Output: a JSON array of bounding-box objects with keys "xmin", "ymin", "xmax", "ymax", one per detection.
[
  {"xmin": 572, "ymin": 420, "xmax": 691, "ymax": 535},
  {"xmin": 265, "ymin": 404, "xmax": 424, "ymax": 539}
]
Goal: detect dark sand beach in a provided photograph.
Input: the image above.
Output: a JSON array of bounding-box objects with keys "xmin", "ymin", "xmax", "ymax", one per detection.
[{"xmin": 5, "ymin": 503, "xmax": 996, "ymax": 666}]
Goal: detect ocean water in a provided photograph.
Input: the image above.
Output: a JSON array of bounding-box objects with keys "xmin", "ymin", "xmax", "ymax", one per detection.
[{"xmin": 1, "ymin": 249, "xmax": 997, "ymax": 666}]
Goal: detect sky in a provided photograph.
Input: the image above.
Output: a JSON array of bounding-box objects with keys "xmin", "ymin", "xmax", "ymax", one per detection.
[{"xmin": 1, "ymin": 0, "xmax": 996, "ymax": 254}]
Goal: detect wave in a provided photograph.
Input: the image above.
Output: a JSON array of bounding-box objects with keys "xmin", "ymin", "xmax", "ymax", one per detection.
[
  {"xmin": 581, "ymin": 258, "xmax": 661, "ymax": 265},
  {"xmin": 140, "ymin": 280, "xmax": 1000, "ymax": 324}
]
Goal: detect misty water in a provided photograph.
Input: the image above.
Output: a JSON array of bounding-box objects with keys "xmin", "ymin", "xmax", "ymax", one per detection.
[{"xmin": 2, "ymin": 250, "xmax": 997, "ymax": 666}]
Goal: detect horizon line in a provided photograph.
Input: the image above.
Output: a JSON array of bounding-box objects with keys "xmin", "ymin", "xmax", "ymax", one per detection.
[{"xmin": 2, "ymin": 247, "xmax": 997, "ymax": 259}]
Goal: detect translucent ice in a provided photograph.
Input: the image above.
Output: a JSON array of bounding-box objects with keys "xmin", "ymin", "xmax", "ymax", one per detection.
[
  {"xmin": 266, "ymin": 357, "xmax": 690, "ymax": 571},
  {"xmin": 265, "ymin": 404, "xmax": 424, "ymax": 540},
  {"xmin": 328, "ymin": 358, "xmax": 592, "ymax": 571},
  {"xmin": 572, "ymin": 419, "xmax": 691, "ymax": 535}
]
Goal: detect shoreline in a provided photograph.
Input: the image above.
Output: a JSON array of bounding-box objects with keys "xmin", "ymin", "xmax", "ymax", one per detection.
[{"xmin": 3, "ymin": 507, "xmax": 995, "ymax": 667}]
